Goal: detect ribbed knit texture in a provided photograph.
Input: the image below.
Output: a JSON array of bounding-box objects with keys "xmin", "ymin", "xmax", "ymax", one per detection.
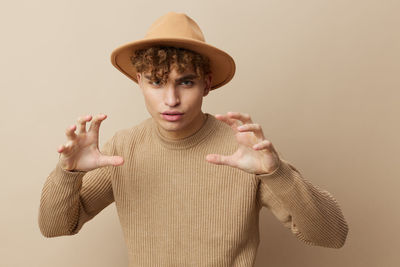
[{"xmin": 38, "ymin": 113, "xmax": 349, "ymax": 266}]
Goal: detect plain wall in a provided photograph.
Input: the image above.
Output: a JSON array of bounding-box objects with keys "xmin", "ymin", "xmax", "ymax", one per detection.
[{"xmin": 1, "ymin": 0, "xmax": 399, "ymax": 266}]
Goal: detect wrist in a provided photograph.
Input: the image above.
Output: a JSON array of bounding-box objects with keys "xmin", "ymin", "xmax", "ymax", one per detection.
[{"xmin": 256, "ymin": 158, "xmax": 282, "ymax": 175}]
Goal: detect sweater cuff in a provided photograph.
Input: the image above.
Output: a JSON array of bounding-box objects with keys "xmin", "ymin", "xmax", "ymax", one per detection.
[
  {"xmin": 51, "ymin": 161, "xmax": 87, "ymax": 190},
  {"xmin": 255, "ymin": 158, "xmax": 297, "ymax": 199}
]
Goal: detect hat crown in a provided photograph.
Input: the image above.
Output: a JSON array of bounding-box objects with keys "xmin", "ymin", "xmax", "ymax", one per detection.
[
  {"xmin": 110, "ymin": 12, "xmax": 235, "ymax": 90},
  {"xmin": 144, "ymin": 12, "xmax": 205, "ymax": 42}
]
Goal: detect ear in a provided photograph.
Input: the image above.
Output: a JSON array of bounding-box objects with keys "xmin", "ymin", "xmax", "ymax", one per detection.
[
  {"xmin": 136, "ymin": 72, "xmax": 141, "ymax": 83},
  {"xmin": 203, "ymin": 73, "xmax": 212, "ymax": 97}
]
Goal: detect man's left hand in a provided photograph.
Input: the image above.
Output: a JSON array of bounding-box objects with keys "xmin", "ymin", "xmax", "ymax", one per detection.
[{"xmin": 206, "ymin": 111, "xmax": 281, "ymax": 175}]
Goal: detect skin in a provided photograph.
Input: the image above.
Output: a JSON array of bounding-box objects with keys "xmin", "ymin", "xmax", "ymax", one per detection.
[
  {"xmin": 57, "ymin": 114, "xmax": 124, "ymax": 172},
  {"xmin": 136, "ymin": 66, "xmax": 281, "ymax": 174},
  {"xmin": 57, "ymin": 65, "xmax": 281, "ymax": 175},
  {"xmin": 136, "ymin": 65, "xmax": 212, "ymax": 140},
  {"xmin": 206, "ymin": 111, "xmax": 281, "ymax": 175}
]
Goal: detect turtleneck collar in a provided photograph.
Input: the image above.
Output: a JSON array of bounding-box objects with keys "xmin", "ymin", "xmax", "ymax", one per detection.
[{"xmin": 150, "ymin": 113, "xmax": 218, "ymax": 150}]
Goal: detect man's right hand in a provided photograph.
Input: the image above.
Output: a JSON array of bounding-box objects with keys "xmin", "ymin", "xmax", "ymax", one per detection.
[{"xmin": 57, "ymin": 114, "xmax": 124, "ymax": 172}]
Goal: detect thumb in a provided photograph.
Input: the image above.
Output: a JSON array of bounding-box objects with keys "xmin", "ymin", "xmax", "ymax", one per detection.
[
  {"xmin": 206, "ymin": 154, "xmax": 234, "ymax": 167},
  {"xmin": 98, "ymin": 155, "xmax": 124, "ymax": 168}
]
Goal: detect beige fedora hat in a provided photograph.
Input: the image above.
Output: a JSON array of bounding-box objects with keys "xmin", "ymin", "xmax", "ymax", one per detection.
[{"xmin": 110, "ymin": 11, "xmax": 236, "ymax": 90}]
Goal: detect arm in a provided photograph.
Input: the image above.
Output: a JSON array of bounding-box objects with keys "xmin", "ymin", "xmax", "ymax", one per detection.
[
  {"xmin": 205, "ymin": 111, "xmax": 349, "ymax": 248},
  {"xmin": 38, "ymin": 114, "xmax": 123, "ymax": 237},
  {"xmin": 38, "ymin": 136, "xmax": 115, "ymax": 237},
  {"xmin": 256, "ymin": 158, "xmax": 349, "ymax": 248}
]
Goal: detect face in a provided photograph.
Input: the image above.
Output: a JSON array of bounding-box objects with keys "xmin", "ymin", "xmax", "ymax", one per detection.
[{"xmin": 137, "ymin": 66, "xmax": 212, "ymax": 140}]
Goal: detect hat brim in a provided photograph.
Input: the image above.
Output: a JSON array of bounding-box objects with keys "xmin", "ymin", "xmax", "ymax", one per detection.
[{"xmin": 110, "ymin": 37, "xmax": 236, "ymax": 90}]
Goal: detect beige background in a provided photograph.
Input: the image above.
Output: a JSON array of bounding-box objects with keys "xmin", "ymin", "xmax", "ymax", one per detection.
[{"xmin": 1, "ymin": 0, "xmax": 399, "ymax": 266}]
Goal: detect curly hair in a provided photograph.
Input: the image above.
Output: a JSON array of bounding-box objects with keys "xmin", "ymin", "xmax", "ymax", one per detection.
[{"xmin": 130, "ymin": 46, "xmax": 211, "ymax": 84}]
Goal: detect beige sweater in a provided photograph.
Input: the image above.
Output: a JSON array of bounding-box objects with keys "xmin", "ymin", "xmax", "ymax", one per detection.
[{"xmin": 38, "ymin": 113, "xmax": 348, "ymax": 266}]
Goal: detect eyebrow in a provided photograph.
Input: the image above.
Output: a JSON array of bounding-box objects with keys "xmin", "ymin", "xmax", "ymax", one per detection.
[{"xmin": 144, "ymin": 74, "xmax": 198, "ymax": 82}]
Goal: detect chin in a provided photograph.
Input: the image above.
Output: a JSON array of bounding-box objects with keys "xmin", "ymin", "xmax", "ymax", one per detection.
[{"xmin": 159, "ymin": 120, "xmax": 185, "ymax": 130}]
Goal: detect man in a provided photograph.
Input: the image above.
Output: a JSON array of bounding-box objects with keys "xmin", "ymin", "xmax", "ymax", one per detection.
[{"xmin": 39, "ymin": 12, "xmax": 348, "ymax": 266}]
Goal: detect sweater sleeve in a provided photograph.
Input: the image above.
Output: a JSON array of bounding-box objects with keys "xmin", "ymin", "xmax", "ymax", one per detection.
[
  {"xmin": 38, "ymin": 134, "xmax": 116, "ymax": 238},
  {"xmin": 256, "ymin": 158, "xmax": 349, "ymax": 248}
]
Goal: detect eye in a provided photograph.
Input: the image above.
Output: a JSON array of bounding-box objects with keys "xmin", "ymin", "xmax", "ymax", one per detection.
[
  {"xmin": 181, "ymin": 80, "xmax": 194, "ymax": 86},
  {"xmin": 150, "ymin": 80, "xmax": 162, "ymax": 86}
]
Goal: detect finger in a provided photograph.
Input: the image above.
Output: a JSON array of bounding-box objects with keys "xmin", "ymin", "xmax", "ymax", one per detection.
[
  {"xmin": 215, "ymin": 113, "xmax": 241, "ymax": 132},
  {"xmin": 205, "ymin": 154, "xmax": 236, "ymax": 167},
  {"xmin": 253, "ymin": 139, "xmax": 275, "ymax": 151},
  {"xmin": 226, "ymin": 111, "xmax": 253, "ymax": 124},
  {"xmin": 97, "ymin": 155, "xmax": 124, "ymax": 168},
  {"xmin": 77, "ymin": 115, "xmax": 92, "ymax": 134},
  {"xmin": 57, "ymin": 144, "xmax": 65, "ymax": 153},
  {"xmin": 65, "ymin": 124, "xmax": 77, "ymax": 140},
  {"xmin": 237, "ymin": 123, "xmax": 265, "ymax": 140},
  {"xmin": 88, "ymin": 114, "xmax": 107, "ymax": 134},
  {"xmin": 57, "ymin": 141, "xmax": 73, "ymax": 154},
  {"xmin": 215, "ymin": 114, "xmax": 237, "ymax": 126}
]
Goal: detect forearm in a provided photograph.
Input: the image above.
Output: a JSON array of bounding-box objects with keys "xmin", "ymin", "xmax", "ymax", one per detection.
[
  {"xmin": 38, "ymin": 162, "xmax": 89, "ymax": 237},
  {"xmin": 257, "ymin": 159, "xmax": 349, "ymax": 248}
]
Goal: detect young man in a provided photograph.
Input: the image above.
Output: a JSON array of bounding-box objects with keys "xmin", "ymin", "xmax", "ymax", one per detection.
[{"xmin": 39, "ymin": 12, "xmax": 349, "ymax": 266}]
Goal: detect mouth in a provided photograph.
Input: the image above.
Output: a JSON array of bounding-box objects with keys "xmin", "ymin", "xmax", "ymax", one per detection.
[
  {"xmin": 162, "ymin": 111, "xmax": 184, "ymax": 115},
  {"xmin": 161, "ymin": 112, "xmax": 184, "ymax": 122}
]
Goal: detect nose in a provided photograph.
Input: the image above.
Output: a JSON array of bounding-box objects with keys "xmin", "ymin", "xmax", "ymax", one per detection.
[{"xmin": 164, "ymin": 84, "xmax": 180, "ymax": 107}]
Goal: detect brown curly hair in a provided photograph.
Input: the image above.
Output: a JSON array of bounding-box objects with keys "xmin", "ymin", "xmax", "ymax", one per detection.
[{"xmin": 130, "ymin": 46, "xmax": 211, "ymax": 84}]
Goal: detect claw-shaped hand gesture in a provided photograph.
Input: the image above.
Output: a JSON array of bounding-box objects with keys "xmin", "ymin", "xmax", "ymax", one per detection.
[
  {"xmin": 57, "ymin": 114, "xmax": 124, "ymax": 172},
  {"xmin": 206, "ymin": 112, "xmax": 281, "ymax": 175}
]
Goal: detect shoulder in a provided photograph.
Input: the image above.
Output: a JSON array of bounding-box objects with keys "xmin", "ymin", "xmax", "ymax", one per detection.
[
  {"xmin": 208, "ymin": 113, "xmax": 235, "ymax": 136},
  {"xmin": 116, "ymin": 117, "xmax": 152, "ymax": 137},
  {"xmin": 110, "ymin": 117, "xmax": 153, "ymax": 149},
  {"xmin": 206, "ymin": 114, "xmax": 238, "ymax": 150}
]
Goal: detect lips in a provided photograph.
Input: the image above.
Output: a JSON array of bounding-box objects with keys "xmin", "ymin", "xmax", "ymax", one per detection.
[
  {"xmin": 162, "ymin": 111, "xmax": 184, "ymax": 115},
  {"xmin": 162, "ymin": 112, "xmax": 184, "ymax": 122}
]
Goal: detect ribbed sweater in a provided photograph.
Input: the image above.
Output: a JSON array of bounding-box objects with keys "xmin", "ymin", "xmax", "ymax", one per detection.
[{"xmin": 38, "ymin": 113, "xmax": 349, "ymax": 266}]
